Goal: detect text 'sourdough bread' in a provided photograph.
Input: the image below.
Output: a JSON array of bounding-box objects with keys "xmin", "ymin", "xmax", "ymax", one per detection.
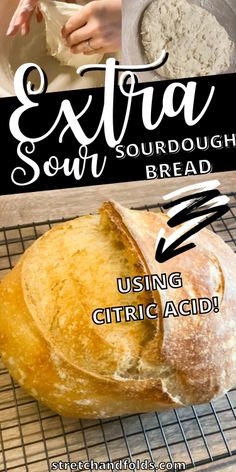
[
  {"xmin": 0, "ymin": 201, "xmax": 236, "ymax": 418},
  {"xmin": 141, "ymin": 0, "xmax": 234, "ymax": 79},
  {"xmin": 39, "ymin": 0, "xmax": 103, "ymax": 68}
]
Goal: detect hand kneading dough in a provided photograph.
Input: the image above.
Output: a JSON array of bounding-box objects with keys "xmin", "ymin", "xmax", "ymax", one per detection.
[
  {"xmin": 141, "ymin": 0, "xmax": 234, "ymax": 79},
  {"xmin": 1, "ymin": 201, "xmax": 236, "ymax": 418},
  {"xmin": 39, "ymin": 0, "xmax": 103, "ymax": 69}
]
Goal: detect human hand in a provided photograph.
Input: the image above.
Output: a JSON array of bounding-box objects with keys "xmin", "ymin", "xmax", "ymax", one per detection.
[
  {"xmin": 6, "ymin": 0, "xmax": 42, "ymax": 36},
  {"xmin": 61, "ymin": 0, "xmax": 121, "ymax": 55},
  {"xmin": 6, "ymin": 0, "xmax": 75, "ymax": 37}
]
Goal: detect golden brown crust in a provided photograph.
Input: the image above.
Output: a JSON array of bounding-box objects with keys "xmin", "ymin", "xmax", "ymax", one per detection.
[
  {"xmin": 0, "ymin": 200, "xmax": 236, "ymax": 418},
  {"xmin": 105, "ymin": 201, "xmax": 236, "ymax": 404},
  {"xmin": 0, "ymin": 261, "xmax": 180, "ymax": 418}
]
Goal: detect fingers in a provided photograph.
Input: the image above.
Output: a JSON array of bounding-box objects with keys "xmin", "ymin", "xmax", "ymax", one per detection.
[
  {"xmin": 6, "ymin": 23, "xmax": 20, "ymax": 37},
  {"xmin": 70, "ymin": 37, "xmax": 100, "ymax": 54},
  {"xmin": 61, "ymin": 8, "xmax": 90, "ymax": 39},
  {"xmin": 70, "ymin": 38, "xmax": 111, "ymax": 56},
  {"xmin": 35, "ymin": 6, "xmax": 43, "ymax": 23},
  {"xmin": 64, "ymin": 25, "xmax": 91, "ymax": 48},
  {"xmin": 84, "ymin": 48, "xmax": 104, "ymax": 56},
  {"xmin": 70, "ymin": 41, "xmax": 91, "ymax": 55},
  {"xmin": 61, "ymin": 0, "xmax": 121, "ymax": 55},
  {"xmin": 7, "ymin": 12, "xmax": 32, "ymax": 36},
  {"xmin": 21, "ymin": 22, "xmax": 30, "ymax": 36},
  {"xmin": 6, "ymin": 0, "xmax": 38, "ymax": 36}
]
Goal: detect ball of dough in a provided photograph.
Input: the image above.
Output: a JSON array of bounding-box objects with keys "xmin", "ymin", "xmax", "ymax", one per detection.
[{"xmin": 141, "ymin": 0, "xmax": 234, "ymax": 79}]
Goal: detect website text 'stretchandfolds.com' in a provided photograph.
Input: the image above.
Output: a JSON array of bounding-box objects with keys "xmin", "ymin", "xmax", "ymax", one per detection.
[{"xmin": 50, "ymin": 459, "xmax": 187, "ymax": 471}]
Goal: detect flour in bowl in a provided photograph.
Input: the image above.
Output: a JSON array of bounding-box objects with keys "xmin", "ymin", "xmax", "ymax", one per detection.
[{"xmin": 141, "ymin": 0, "xmax": 234, "ymax": 79}]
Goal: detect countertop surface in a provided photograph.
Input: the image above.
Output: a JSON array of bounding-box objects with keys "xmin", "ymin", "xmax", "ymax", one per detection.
[{"xmin": 0, "ymin": 171, "xmax": 235, "ymax": 227}]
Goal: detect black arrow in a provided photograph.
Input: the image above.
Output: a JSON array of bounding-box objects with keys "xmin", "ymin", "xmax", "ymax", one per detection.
[{"xmin": 155, "ymin": 204, "xmax": 229, "ymax": 263}]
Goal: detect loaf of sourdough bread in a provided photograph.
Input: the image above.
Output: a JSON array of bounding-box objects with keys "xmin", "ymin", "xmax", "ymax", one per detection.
[{"xmin": 0, "ymin": 201, "xmax": 236, "ymax": 418}]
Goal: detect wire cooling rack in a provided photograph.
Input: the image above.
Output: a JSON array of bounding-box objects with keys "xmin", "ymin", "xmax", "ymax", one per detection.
[{"xmin": 1, "ymin": 194, "xmax": 236, "ymax": 472}]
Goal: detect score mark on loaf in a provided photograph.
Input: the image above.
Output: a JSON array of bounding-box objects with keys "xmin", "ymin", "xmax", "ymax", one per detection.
[{"xmin": 0, "ymin": 201, "xmax": 236, "ymax": 418}]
